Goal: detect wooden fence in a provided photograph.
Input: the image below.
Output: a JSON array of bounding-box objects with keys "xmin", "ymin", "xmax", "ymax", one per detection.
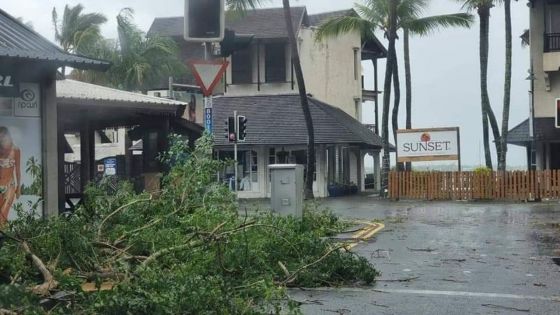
[{"xmin": 388, "ymin": 170, "xmax": 560, "ymax": 201}]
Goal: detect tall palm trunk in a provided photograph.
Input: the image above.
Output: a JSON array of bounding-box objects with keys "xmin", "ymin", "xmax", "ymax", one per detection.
[
  {"xmin": 404, "ymin": 28, "xmax": 412, "ymax": 171},
  {"xmin": 391, "ymin": 50, "xmax": 402, "ymax": 171},
  {"xmin": 381, "ymin": 0, "xmax": 398, "ymax": 195},
  {"xmin": 283, "ymin": 0, "xmax": 315, "ymax": 199},
  {"xmin": 499, "ymin": 0, "xmax": 512, "ymax": 172},
  {"xmin": 478, "ymin": 5, "xmax": 493, "ymax": 169}
]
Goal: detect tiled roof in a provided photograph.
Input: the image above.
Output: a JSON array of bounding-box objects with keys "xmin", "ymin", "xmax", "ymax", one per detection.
[
  {"xmin": 308, "ymin": 9, "xmax": 355, "ymax": 26},
  {"xmin": 0, "ymin": 9, "xmax": 110, "ymax": 70},
  {"xmin": 212, "ymin": 94, "xmax": 383, "ymax": 148},
  {"xmin": 148, "ymin": 7, "xmax": 308, "ymax": 39},
  {"xmin": 507, "ymin": 118, "xmax": 560, "ymax": 146},
  {"xmin": 57, "ymin": 80, "xmax": 187, "ymax": 106}
]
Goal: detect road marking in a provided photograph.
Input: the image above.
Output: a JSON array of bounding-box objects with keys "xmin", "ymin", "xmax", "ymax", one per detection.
[
  {"xmin": 302, "ymin": 287, "xmax": 560, "ymax": 302},
  {"xmin": 344, "ymin": 222, "xmax": 385, "ymax": 250},
  {"xmin": 376, "ymin": 289, "xmax": 560, "ymax": 302}
]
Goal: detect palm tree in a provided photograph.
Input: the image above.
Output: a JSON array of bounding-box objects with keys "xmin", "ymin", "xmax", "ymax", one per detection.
[
  {"xmin": 71, "ymin": 9, "xmax": 186, "ymax": 92},
  {"xmin": 498, "ymin": 0, "xmax": 512, "ymax": 172},
  {"xmin": 460, "ymin": 0, "xmax": 502, "ymax": 169},
  {"xmin": 316, "ymin": 0, "xmax": 472, "ymax": 182},
  {"xmin": 52, "ymin": 4, "xmax": 107, "ymax": 55},
  {"xmin": 226, "ymin": 0, "xmax": 316, "ymax": 198},
  {"xmin": 401, "ymin": 8, "xmax": 474, "ymax": 169}
]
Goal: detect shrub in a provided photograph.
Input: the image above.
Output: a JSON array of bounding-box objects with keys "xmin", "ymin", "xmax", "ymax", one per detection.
[{"xmin": 0, "ymin": 135, "xmax": 378, "ymax": 314}]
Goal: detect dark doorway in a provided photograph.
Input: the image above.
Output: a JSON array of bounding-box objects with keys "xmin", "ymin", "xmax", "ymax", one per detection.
[{"xmin": 550, "ymin": 143, "xmax": 560, "ymax": 170}]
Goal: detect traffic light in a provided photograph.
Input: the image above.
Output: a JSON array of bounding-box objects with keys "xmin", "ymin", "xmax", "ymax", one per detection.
[
  {"xmin": 184, "ymin": 0, "xmax": 225, "ymax": 42},
  {"xmin": 237, "ymin": 115, "xmax": 247, "ymax": 142},
  {"xmin": 220, "ymin": 29, "xmax": 255, "ymax": 57},
  {"xmin": 225, "ymin": 117, "xmax": 236, "ymax": 142}
]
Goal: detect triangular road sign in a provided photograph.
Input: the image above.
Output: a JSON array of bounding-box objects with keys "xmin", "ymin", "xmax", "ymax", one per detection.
[{"xmin": 189, "ymin": 60, "xmax": 229, "ymax": 97}]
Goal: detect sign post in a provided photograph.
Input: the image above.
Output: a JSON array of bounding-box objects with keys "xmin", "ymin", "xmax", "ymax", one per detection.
[
  {"xmin": 189, "ymin": 60, "xmax": 229, "ymax": 134},
  {"xmin": 396, "ymin": 127, "xmax": 461, "ymax": 171}
]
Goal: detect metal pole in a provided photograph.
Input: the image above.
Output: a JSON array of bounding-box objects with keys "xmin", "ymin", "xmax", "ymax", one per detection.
[{"xmin": 234, "ymin": 110, "xmax": 238, "ymax": 192}]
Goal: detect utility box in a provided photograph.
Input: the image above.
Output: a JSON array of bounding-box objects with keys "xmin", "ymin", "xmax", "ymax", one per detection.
[{"xmin": 269, "ymin": 164, "xmax": 304, "ymax": 219}]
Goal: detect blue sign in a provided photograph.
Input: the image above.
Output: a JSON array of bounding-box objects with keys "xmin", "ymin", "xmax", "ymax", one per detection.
[
  {"xmin": 104, "ymin": 158, "xmax": 117, "ymax": 176},
  {"xmin": 205, "ymin": 108, "xmax": 213, "ymax": 132}
]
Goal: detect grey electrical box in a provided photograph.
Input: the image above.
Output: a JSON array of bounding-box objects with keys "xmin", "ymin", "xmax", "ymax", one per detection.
[{"xmin": 269, "ymin": 164, "xmax": 304, "ymax": 219}]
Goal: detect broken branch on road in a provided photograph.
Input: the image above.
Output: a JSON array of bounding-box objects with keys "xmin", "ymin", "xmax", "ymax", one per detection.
[{"xmin": 407, "ymin": 247, "xmax": 437, "ymax": 252}]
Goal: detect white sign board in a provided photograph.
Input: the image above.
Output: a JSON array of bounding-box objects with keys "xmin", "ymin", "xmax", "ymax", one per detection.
[{"xmin": 397, "ymin": 127, "xmax": 460, "ymax": 163}]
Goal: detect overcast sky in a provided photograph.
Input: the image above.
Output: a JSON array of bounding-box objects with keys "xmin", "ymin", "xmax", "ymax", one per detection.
[{"xmin": 3, "ymin": 0, "xmax": 531, "ymax": 167}]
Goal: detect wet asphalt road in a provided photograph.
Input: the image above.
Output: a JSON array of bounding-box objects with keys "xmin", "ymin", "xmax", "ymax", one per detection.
[{"xmin": 289, "ymin": 196, "xmax": 560, "ymax": 315}]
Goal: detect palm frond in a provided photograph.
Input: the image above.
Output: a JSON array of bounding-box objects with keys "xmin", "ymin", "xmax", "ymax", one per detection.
[
  {"xmin": 225, "ymin": 0, "xmax": 268, "ymax": 12},
  {"xmin": 405, "ymin": 13, "xmax": 474, "ymax": 36},
  {"xmin": 354, "ymin": 3, "xmax": 386, "ymax": 31},
  {"xmin": 315, "ymin": 16, "xmax": 377, "ymax": 42}
]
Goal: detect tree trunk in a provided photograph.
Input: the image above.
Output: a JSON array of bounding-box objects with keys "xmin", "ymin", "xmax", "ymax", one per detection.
[
  {"xmin": 499, "ymin": 0, "xmax": 512, "ymax": 172},
  {"xmin": 391, "ymin": 49, "xmax": 402, "ymax": 171},
  {"xmin": 283, "ymin": 0, "xmax": 315, "ymax": 199},
  {"xmin": 381, "ymin": 0, "xmax": 398, "ymax": 196},
  {"xmin": 404, "ymin": 28, "xmax": 412, "ymax": 171},
  {"xmin": 478, "ymin": 6, "xmax": 494, "ymax": 169}
]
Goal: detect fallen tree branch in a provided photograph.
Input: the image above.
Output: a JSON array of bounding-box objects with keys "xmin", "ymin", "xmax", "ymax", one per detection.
[
  {"xmin": 281, "ymin": 245, "xmax": 346, "ymax": 285},
  {"xmin": 0, "ymin": 309, "xmax": 18, "ymax": 315},
  {"xmin": 407, "ymin": 247, "xmax": 437, "ymax": 252},
  {"xmin": 376, "ymin": 276, "xmax": 419, "ymax": 282},
  {"xmin": 21, "ymin": 242, "xmax": 58, "ymax": 296},
  {"xmin": 481, "ymin": 304, "xmax": 529, "ymax": 312},
  {"xmin": 97, "ymin": 196, "xmax": 153, "ymax": 238}
]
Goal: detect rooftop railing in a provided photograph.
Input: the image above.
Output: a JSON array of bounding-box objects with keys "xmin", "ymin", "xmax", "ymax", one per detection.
[{"xmin": 544, "ymin": 33, "xmax": 560, "ymax": 52}]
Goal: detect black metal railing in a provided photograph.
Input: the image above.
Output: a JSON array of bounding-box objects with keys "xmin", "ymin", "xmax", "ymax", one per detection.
[{"xmin": 544, "ymin": 33, "xmax": 560, "ymax": 52}]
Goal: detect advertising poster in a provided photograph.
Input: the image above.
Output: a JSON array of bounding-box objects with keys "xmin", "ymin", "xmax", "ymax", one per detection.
[{"xmin": 0, "ymin": 83, "xmax": 42, "ymax": 224}]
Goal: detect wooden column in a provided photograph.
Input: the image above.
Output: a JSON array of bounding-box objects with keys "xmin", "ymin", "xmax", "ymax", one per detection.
[
  {"xmin": 80, "ymin": 119, "xmax": 94, "ymax": 191},
  {"xmin": 42, "ymin": 73, "xmax": 59, "ymax": 217},
  {"xmin": 57, "ymin": 120, "xmax": 65, "ymax": 212}
]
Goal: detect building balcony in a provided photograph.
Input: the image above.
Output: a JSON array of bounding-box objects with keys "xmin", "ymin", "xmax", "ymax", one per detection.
[
  {"xmin": 544, "ymin": 33, "xmax": 560, "ymax": 52},
  {"xmin": 362, "ymin": 89, "xmax": 381, "ymax": 102},
  {"xmin": 543, "ymin": 33, "xmax": 560, "ymax": 72}
]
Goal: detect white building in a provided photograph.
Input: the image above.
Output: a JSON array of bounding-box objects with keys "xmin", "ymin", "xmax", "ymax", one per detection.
[
  {"xmin": 149, "ymin": 7, "xmax": 387, "ymax": 198},
  {"xmin": 508, "ymin": 0, "xmax": 560, "ymax": 169}
]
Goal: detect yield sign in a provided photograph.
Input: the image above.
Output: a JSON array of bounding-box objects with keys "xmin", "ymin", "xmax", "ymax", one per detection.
[{"xmin": 189, "ymin": 60, "xmax": 229, "ymax": 97}]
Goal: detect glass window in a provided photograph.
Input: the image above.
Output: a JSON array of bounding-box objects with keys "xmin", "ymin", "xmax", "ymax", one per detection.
[
  {"xmin": 265, "ymin": 43, "xmax": 286, "ymax": 83},
  {"xmin": 232, "ymin": 48, "xmax": 252, "ymax": 84}
]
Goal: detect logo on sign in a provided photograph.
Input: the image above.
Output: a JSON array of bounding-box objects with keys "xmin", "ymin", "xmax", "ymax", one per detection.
[
  {"xmin": 15, "ymin": 83, "xmax": 40, "ymax": 117},
  {"xmin": 0, "ymin": 75, "xmax": 14, "ymax": 87},
  {"xmin": 420, "ymin": 133, "xmax": 431, "ymax": 142}
]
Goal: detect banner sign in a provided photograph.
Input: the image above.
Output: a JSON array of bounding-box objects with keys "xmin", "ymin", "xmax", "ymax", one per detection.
[
  {"xmin": 0, "ymin": 82, "xmax": 43, "ymax": 224},
  {"xmin": 0, "ymin": 74, "xmax": 19, "ymax": 97},
  {"xmin": 397, "ymin": 127, "xmax": 460, "ymax": 163}
]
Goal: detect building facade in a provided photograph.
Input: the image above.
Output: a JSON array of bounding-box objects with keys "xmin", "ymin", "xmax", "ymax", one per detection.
[
  {"xmin": 509, "ymin": 0, "xmax": 560, "ymax": 169},
  {"xmin": 149, "ymin": 7, "xmax": 387, "ymax": 198}
]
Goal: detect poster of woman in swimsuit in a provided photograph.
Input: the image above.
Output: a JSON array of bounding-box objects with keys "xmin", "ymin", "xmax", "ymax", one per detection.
[
  {"xmin": 0, "ymin": 127, "xmax": 21, "ymax": 224},
  {"xmin": 0, "ymin": 83, "xmax": 42, "ymax": 225}
]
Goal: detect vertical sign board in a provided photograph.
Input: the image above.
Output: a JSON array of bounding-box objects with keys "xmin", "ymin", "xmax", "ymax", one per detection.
[
  {"xmin": 205, "ymin": 107, "xmax": 213, "ymax": 132},
  {"xmin": 556, "ymin": 99, "xmax": 560, "ymax": 128},
  {"xmin": 396, "ymin": 127, "xmax": 461, "ymax": 169},
  {"xmin": 104, "ymin": 158, "xmax": 118, "ymax": 176},
  {"xmin": 0, "ymin": 82, "xmax": 43, "ymax": 224}
]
